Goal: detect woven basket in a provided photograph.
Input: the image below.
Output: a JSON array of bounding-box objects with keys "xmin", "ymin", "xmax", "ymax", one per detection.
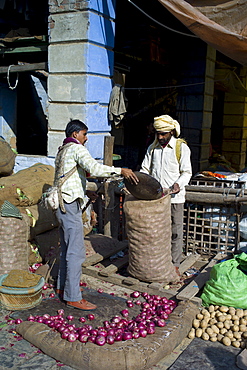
[{"xmin": 0, "ymin": 274, "xmax": 45, "ymax": 310}]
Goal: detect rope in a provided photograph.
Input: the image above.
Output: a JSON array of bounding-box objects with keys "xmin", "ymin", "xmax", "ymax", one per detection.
[{"xmin": 7, "ymin": 65, "xmax": 19, "ymax": 90}]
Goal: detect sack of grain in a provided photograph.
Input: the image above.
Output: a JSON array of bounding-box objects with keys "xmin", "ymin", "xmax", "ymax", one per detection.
[
  {"xmin": 0, "ymin": 138, "xmax": 16, "ymax": 176},
  {"xmin": 123, "ymin": 193, "xmax": 178, "ymax": 283},
  {"xmin": 0, "ymin": 214, "xmax": 30, "ymax": 275},
  {"xmin": 0, "ymin": 163, "xmax": 54, "ymax": 207}
]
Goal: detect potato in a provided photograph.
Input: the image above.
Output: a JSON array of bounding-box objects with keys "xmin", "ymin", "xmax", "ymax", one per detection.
[
  {"xmin": 236, "ymin": 309, "xmax": 244, "ymax": 318},
  {"xmin": 225, "ymin": 314, "xmax": 232, "ymax": 321},
  {"xmin": 210, "ymin": 336, "xmax": 217, "ymax": 342},
  {"xmin": 216, "ymin": 322, "xmax": 224, "ymax": 329},
  {"xmin": 206, "ymin": 328, "xmax": 214, "ymax": 336},
  {"xmin": 243, "ymin": 310, "xmax": 247, "ymax": 316},
  {"xmin": 242, "ymin": 332, "xmax": 247, "ymax": 339},
  {"xmin": 219, "ymin": 306, "xmax": 229, "ymax": 313},
  {"xmin": 216, "ymin": 311, "xmax": 223, "ymax": 318},
  {"xmin": 232, "ymin": 325, "xmax": 239, "ymax": 332},
  {"xmin": 202, "ymin": 332, "xmax": 209, "ymax": 341},
  {"xmin": 210, "ymin": 312, "xmax": 216, "ymax": 318},
  {"xmin": 217, "ymin": 334, "xmax": 224, "ymax": 342},
  {"xmin": 232, "ymin": 341, "xmax": 241, "ymax": 348},
  {"xmin": 209, "ymin": 318, "xmax": 217, "ymax": 325},
  {"xmin": 233, "ymin": 331, "xmax": 242, "ymax": 339},
  {"xmin": 218, "ymin": 315, "xmax": 227, "ymax": 323},
  {"xmin": 211, "ymin": 325, "xmax": 220, "ymax": 334},
  {"xmin": 200, "ymin": 320, "xmax": 208, "ymax": 328},
  {"xmin": 208, "ymin": 305, "xmax": 215, "ymax": 313},
  {"xmin": 196, "ymin": 313, "xmax": 204, "ymax": 321},
  {"xmin": 233, "ymin": 319, "xmax": 240, "ymax": 326},
  {"xmin": 229, "ymin": 307, "xmax": 236, "ymax": 316},
  {"xmin": 192, "ymin": 319, "xmax": 200, "ymax": 329},
  {"xmin": 188, "ymin": 328, "xmax": 195, "ymax": 339},
  {"xmin": 222, "ymin": 336, "xmax": 231, "ymax": 346},
  {"xmin": 220, "ymin": 328, "xmax": 227, "ymax": 335},
  {"xmin": 232, "ymin": 315, "xmax": 239, "ymax": 321},
  {"xmin": 201, "ymin": 309, "xmax": 210, "ymax": 317},
  {"xmin": 224, "ymin": 322, "xmax": 231, "ymax": 330},
  {"xmin": 240, "ymin": 318, "xmax": 247, "ymax": 325},
  {"xmin": 239, "ymin": 325, "xmax": 247, "ymax": 332},
  {"xmin": 225, "ymin": 331, "xmax": 234, "ymax": 339},
  {"xmin": 240, "ymin": 341, "xmax": 247, "ymax": 349},
  {"xmin": 196, "ymin": 328, "xmax": 203, "ymax": 338},
  {"xmin": 215, "ymin": 306, "xmax": 219, "ymax": 310}
]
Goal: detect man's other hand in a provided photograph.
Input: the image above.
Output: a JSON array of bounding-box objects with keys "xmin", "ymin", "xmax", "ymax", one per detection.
[
  {"xmin": 86, "ymin": 190, "xmax": 98, "ymax": 202},
  {"xmin": 170, "ymin": 183, "xmax": 180, "ymax": 194}
]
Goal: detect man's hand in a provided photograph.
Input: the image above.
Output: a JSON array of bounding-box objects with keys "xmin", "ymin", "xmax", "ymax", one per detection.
[
  {"xmin": 170, "ymin": 183, "xmax": 180, "ymax": 194},
  {"xmin": 121, "ymin": 168, "xmax": 139, "ymax": 185},
  {"xmin": 86, "ymin": 190, "xmax": 98, "ymax": 202}
]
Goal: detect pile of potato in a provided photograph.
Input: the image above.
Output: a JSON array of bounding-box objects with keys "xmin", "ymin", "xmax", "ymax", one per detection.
[{"xmin": 188, "ymin": 305, "xmax": 247, "ymax": 348}]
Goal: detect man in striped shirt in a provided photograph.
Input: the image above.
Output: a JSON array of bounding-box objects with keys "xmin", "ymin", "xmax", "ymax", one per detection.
[{"xmin": 55, "ymin": 119, "xmax": 138, "ymax": 310}]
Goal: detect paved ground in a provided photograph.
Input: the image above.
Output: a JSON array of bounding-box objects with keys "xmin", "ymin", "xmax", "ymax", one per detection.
[{"xmin": 0, "ymin": 275, "xmax": 244, "ymax": 370}]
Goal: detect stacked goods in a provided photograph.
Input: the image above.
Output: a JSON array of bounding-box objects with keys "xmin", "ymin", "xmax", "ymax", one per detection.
[
  {"xmin": 0, "ymin": 163, "xmax": 55, "ymax": 207},
  {"xmin": 0, "ymin": 213, "xmax": 30, "ymax": 275},
  {"xmin": 188, "ymin": 305, "xmax": 247, "ymax": 348},
  {"xmin": 123, "ymin": 193, "xmax": 178, "ymax": 283},
  {"xmin": 0, "ymin": 138, "xmax": 16, "ymax": 176}
]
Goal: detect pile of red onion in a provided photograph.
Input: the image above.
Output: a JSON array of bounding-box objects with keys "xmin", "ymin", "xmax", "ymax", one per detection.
[{"xmin": 16, "ymin": 291, "xmax": 177, "ymax": 346}]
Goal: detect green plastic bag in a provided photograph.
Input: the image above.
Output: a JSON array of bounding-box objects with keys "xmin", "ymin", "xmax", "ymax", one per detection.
[{"xmin": 201, "ymin": 252, "xmax": 247, "ymax": 309}]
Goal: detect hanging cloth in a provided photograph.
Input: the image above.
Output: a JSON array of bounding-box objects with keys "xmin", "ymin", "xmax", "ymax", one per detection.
[{"xmin": 108, "ymin": 84, "xmax": 128, "ymax": 127}]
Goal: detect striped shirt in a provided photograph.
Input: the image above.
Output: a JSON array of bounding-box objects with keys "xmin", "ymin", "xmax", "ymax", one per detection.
[{"xmin": 54, "ymin": 143, "xmax": 121, "ymax": 207}]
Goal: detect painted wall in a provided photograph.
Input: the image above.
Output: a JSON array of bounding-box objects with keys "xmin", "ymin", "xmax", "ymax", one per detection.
[{"xmin": 48, "ymin": 0, "xmax": 116, "ymax": 159}]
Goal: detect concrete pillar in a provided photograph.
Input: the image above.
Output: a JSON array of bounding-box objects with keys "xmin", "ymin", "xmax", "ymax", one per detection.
[
  {"xmin": 221, "ymin": 66, "xmax": 247, "ymax": 171},
  {"xmin": 47, "ymin": 0, "xmax": 116, "ymax": 158}
]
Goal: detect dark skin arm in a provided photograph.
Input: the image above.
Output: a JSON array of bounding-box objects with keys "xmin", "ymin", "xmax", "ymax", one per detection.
[
  {"xmin": 170, "ymin": 183, "xmax": 180, "ymax": 194},
  {"xmin": 121, "ymin": 168, "xmax": 139, "ymax": 185}
]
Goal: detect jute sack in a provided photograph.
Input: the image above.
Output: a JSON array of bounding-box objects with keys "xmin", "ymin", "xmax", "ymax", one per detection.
[
  {"xmin": 0, "ymin": 138, "xmax": 16, "ymax": 176},
  {"xmin": 0, "ymin": 214, "xmax": 30, "ymax": 275},
  {"xmin": 19, "ymin": 203, "xmax": 59, "ymax": 238},
  {"xmin": 0, "ymin": 163, "xmax": 54, "ymax": 207},
  {"xmin": 123, "ymin": 194, "xmax": 178, "ymax": 283}
]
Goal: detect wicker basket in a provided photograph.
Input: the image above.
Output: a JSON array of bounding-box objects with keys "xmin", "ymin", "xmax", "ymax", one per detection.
[{"xmin": 0, "ymin": 274, "xmax": 45, "ymax": 310}]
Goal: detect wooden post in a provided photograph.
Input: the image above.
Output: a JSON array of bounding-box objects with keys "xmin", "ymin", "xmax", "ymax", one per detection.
[{"xmin": 103, "ymin": 136, "xmax": 115, "ymax": 236}]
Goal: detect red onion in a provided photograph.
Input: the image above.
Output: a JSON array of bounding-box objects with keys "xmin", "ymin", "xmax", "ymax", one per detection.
[
  {"xmin": 49, "ymin": 293, "xmax": 55, "ymax": 298},
  {"xmin": 135, "ymin": 300, "xmax": 142, "ymax": 305},
  {"xmin": 61, "ymin": 331, "xmax": 69, "ymax": 339},
  {"xmin": 103, "ymin": 320, "xmax": 110, "ymax": 329},
  {"xmin": 122, "ymin": 332, "xmax": 133, "ymax": 341},
  {"xmin": 131, "ymin": 291, "xmax": 140, "ymax": 298},
  {"xmin": 126, "ymin": 300, "xmax": 134, "ymax": 308},
  {"xmin": 95, "ymin": 334, "xmax": 106, "ymax": 346},
  {"xmin": 97, "ymin": 288, "xmax": 104, "ymax": 294},
  {"xmin": 106, "ymin": 335, "xmax": 115, "ymax": 344},
  {"xmin": 107, "ymin": 329, "xmax": 115, "ymax": 336},
  {"xmin": 139, "ymin": 329, "xmax": 147, "ymax": 338},
  {"xmin": 115, "ymin": 333, "xmax": 123, "ymax": 341},
  {"xmin": 121, "ymin": 309, "xmax": 129, "ymax": 318},
  {"xmin": 111, "ymin": 316, "xmax": 121, "ymax": 323},
  {"xmin": 57, "ymin": 309, "xmax": 64, "ymax": 316},
  {"xmin": 87, "ymin": 335, "xmax": 96, "ymax": 343},
  {"xmin": 67, "ymin": 315, "xmax": 74, "ymax": 321},
  {"xmin": 97, "ymin": 329, "xmax": 107, "ymax": 337},
  {"xmin": 15, "ymin": 319, "xmax": 23, "ymax": 325},
  {"xmin": 78, "ymin": 334, "xmax": 89, "ymax": 343},
  {"xmin": 132, "ymin": 331, "xmax": 140, "ymax": 339},
  {"xmin": 67, "ymin": 333, "xmax": 78, "ymax": 342},
  {"xmin": 89, "ymin": 329, "xmax": 98, "ymax": 337},
  {"xmin": 147, "ymin": 326, "xmax": 156, "ymax": 334},
  {"xmin": 155, "ymin": 319, "xmax": 166, "ymax": 327},
  {"xmin": 79, "ymin": 317, "xmax": 86, "ymax": 323},
  {"xmin": 87, "ymin": 314, "xmax": 95, "ymax": 321}
]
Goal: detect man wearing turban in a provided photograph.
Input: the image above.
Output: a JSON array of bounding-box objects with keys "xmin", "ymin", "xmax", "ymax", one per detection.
[{"xmin": 140, "ymin": 115, "xmax": 192, "ymax": 276}]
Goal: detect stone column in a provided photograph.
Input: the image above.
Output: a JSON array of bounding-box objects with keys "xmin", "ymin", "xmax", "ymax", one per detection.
[{"xmin": 47, "ymin": 0, "xmax": 115, "ymax": 158}]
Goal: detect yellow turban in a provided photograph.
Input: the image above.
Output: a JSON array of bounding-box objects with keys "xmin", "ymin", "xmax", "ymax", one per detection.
[
  {"xmin": 153, "ymin": 115, "xmax": 180, "ymax": 137},
  {"xmin": 149, "ymin": 115, "xmax": 180, "ymax": 150}
]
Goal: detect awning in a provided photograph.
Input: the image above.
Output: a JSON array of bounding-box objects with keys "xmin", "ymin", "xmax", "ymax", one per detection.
[{"xmin": 158, "ymin": 0, "xmax": 247, "ymax": 66}]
